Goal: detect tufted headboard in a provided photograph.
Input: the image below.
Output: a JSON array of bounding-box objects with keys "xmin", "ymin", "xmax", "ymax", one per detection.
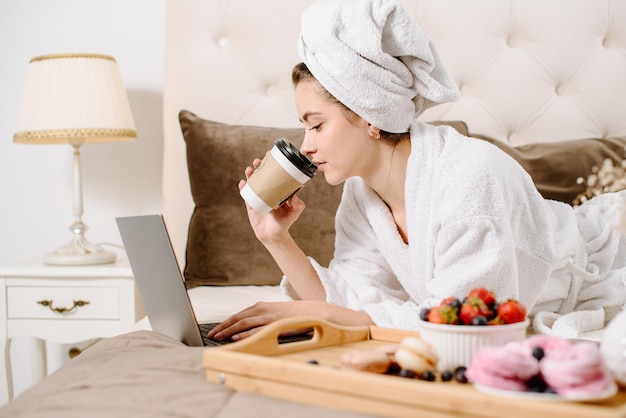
[{"xmin": 163, "ymin": 0, "xmax": 626, "ymax": 270}]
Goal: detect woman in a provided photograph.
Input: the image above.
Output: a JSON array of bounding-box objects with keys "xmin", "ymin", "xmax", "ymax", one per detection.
[{"xmin": 208, "ymin": 0, "xmax": 626, "ymax": 341}]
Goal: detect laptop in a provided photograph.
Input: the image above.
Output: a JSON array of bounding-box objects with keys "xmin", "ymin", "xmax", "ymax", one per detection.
[
  {"xmin": 116, "ymin": 214, "xmax": 227, "ymax": 346},
  {"xmin": 117, "ymin": 214, "xmax": 312, "ymax": 347}
]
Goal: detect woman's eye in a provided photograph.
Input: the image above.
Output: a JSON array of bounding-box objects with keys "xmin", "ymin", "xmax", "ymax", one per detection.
[{"xmin": 308, "ymin": 124, "xmax": 321, "ymax": 131}]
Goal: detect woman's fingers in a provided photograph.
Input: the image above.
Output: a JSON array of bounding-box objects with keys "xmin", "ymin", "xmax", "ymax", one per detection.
[
  {"xmin": 231, "ymin": 326, "xmax": 264, "ymax": 341},
  {"xmin": 207, "ymin": 303, "xmax": 275, "ymax": 341},
  {"xmin": 240, "ymin": 157, "xmax": 265, "ymax": 188}
]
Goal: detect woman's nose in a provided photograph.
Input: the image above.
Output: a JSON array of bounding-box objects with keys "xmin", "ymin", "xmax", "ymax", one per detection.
[{"xmin": 300, "ymin": 133, "xmax": 315, "ymax": 156}]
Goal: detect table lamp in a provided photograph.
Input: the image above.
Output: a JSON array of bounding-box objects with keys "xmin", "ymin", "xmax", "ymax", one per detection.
[{"xmin": 13, "ymin": 53, "xmax": 137, "ymax": 265}]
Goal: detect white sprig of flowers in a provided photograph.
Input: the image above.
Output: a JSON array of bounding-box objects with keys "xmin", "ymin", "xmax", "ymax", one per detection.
[{"xmin": 574, "ymin": 152, "xmax": 626, "ymax": 233}]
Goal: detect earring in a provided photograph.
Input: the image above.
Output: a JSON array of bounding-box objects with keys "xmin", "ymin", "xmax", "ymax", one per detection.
[{"xmin": 374, "ymin": 133, "xmax": 381, "ymax": 139}]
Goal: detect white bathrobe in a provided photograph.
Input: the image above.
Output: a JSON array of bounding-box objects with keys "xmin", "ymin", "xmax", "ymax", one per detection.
[{"xmin": 282, "ymin": 121, "xmax": 626, "ymax": 337}]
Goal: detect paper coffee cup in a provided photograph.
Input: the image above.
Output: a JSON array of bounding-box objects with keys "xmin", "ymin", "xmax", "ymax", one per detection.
[{"xmin": 240, "ymin": 138, "xmax": 317, "ymax": 213}]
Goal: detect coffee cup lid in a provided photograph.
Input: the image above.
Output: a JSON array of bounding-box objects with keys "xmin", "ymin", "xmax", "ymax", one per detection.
[{"xmin": 275, "ymin": 138, "xmax": 317, "ymax": 178}]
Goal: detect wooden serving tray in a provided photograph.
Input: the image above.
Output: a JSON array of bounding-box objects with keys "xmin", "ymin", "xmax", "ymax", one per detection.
[{"xmin": 202, "ymin": 317, "xmax": 626, "ymax": 418}]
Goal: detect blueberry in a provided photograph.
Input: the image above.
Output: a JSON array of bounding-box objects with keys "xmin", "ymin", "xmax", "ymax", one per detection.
[
  {"xmin": 386, "ymin": 363, "xmax": 402, "ymax": 375},
  {"xmin": 420, "ymin": 370, "xmax": 436, "ymax": 381},
  {"xmin": 471, "ymin": 315, "xmax": 488, "ymax": 326},
  {"xmin": 454, "ymin": 366, "xmax": 468, "ymax": 384},
  {"xmin": 399, "ymin": 369, "xmax": 416, "ymax": 379},
  {"xmin": 441, "ymin": 370, "xmax": 454, "ymax": 382},
  {"xmin": 449, "ymin": 298, "xmax": 462, "ymax": 310},
  {"xmin": 419, "ymin": 308, "xmax": 431, "ymax": 321},
  {"xmin": 526, "ymin": 374, "xmax": 548, "ymax": 392},
  {"xmin": 532, "ymin": 347, "xmax": 545, "ymax": 361}
]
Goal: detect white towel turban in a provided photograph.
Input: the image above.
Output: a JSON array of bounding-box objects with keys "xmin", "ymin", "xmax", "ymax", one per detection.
[{"xmin": 298, "ymin": 0, "xmax": 460, "ymax": 133}]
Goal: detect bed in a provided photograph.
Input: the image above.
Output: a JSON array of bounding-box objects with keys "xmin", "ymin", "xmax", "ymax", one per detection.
[{"xmin": 1, "ymin": 0, "xmax": 625, "ymax": 416}]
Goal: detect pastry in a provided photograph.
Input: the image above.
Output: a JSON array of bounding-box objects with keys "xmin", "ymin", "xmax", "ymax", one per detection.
[
  {"xmin": 394, "ymin": 337, "xmax": 438, "ymax": 373},
  {"xmin": 465, "ymin": 341, "xmax": 539, "ymax": 391},
  {"xmin": 540, "ymin": 341, "xmax": 614, "ymax": 397},
  {"xmin": 340, "ymin": 349, "xmax": 392, "ymax": 373},
  {"xmin": 466, "ymin": 335, "xmax": 614, "ymax": 397},
  {"xmin": 374, "ymin": 344, "xmax": 399, "ymax": 355}
]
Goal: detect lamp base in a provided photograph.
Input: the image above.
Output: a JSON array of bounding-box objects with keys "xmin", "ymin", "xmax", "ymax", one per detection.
[{"xmin": 44, "ymin": 233, "xmax": 116, "ymax": 266}]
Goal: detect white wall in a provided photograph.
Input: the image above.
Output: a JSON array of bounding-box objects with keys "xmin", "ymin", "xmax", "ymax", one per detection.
[{"xmin": 0, "ymin": 0, "xmax": 166, "ymax": 398}]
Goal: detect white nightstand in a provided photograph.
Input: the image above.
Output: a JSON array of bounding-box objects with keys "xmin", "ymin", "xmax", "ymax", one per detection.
[{"xmin": 0, "ymin": 258, "xmax": 144, "ymax": 404}]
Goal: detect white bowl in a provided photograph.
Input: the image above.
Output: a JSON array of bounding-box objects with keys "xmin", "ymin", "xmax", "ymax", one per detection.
[{"xmin": 417, "ymin": 319, "xmax": 529, "ymax": 372}]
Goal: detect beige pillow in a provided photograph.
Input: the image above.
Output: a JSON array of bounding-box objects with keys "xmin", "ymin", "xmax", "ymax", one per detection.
[{"xmin": 179, "ymin": 110, "xmax": 469, "ymax": 287}]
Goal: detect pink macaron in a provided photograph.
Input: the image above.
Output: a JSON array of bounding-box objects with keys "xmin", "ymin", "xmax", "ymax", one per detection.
[
  {"xmin": 466, "ymin": 341, "xmax": 539, "ymax": 391},
  {"xmin": 540, "ymin": 341, "xmax": 614, "ymax": 397}
]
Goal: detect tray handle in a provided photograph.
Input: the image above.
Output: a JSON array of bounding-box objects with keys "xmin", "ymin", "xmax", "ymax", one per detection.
[{"xmin": 219, "ymin": 316, "xmax": 370, "ymax": 356}]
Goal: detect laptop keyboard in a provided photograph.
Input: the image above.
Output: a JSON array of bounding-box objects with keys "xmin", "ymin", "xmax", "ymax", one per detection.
[{"xmin": 198, "ymin": 323, "xmax": 233, "ymax": 346}]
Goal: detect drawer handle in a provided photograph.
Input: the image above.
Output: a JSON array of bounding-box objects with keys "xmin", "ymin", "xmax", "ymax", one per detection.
[{"xmin": 37, "ymin": 299, "xmax": 90, "ymax": 314}]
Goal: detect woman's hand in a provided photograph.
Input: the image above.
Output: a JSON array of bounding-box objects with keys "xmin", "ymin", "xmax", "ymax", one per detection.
[
  {"xmin": 239, "ymin": 158, "xmax": 306, "ymax": 244},
  {"xmin": 206, "ymin": 300, "xmax": 374, "ymax": 342},
  {"xmin": 239, "ymin": 157, "xmax": 327, "ymax": 301}
]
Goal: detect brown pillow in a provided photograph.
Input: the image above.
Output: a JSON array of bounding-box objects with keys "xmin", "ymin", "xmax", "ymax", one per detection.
[
  {"xmin": 180, "ymin": 110, "xmax": 341, "ymax": 287},
  {"xmin": 473, "ymin": 134, "xmax": 626, "ymax": 205},
  {"xmin": 179, "ymin": 110, "xmax": 469, "ymax": 287}
]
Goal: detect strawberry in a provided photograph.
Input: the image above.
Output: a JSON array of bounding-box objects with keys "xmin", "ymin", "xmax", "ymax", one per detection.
[
  {"xmin": 427, "ymin": 304, "xmax": 459, "ymax": 324},
  {"xmin": 467, "ymin": 287, "xmax": 496, "ymax": 308},
  {"xmin": 439, "ymin": 296, "xmax": 462, "ymax": 310},
  {"xmin": 459, "ymin": 297, "xmax": 493, "ymax": 325},
  {"xmin": 496, "ymin": 299, "xmax": 527, "ymax": 324}
]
